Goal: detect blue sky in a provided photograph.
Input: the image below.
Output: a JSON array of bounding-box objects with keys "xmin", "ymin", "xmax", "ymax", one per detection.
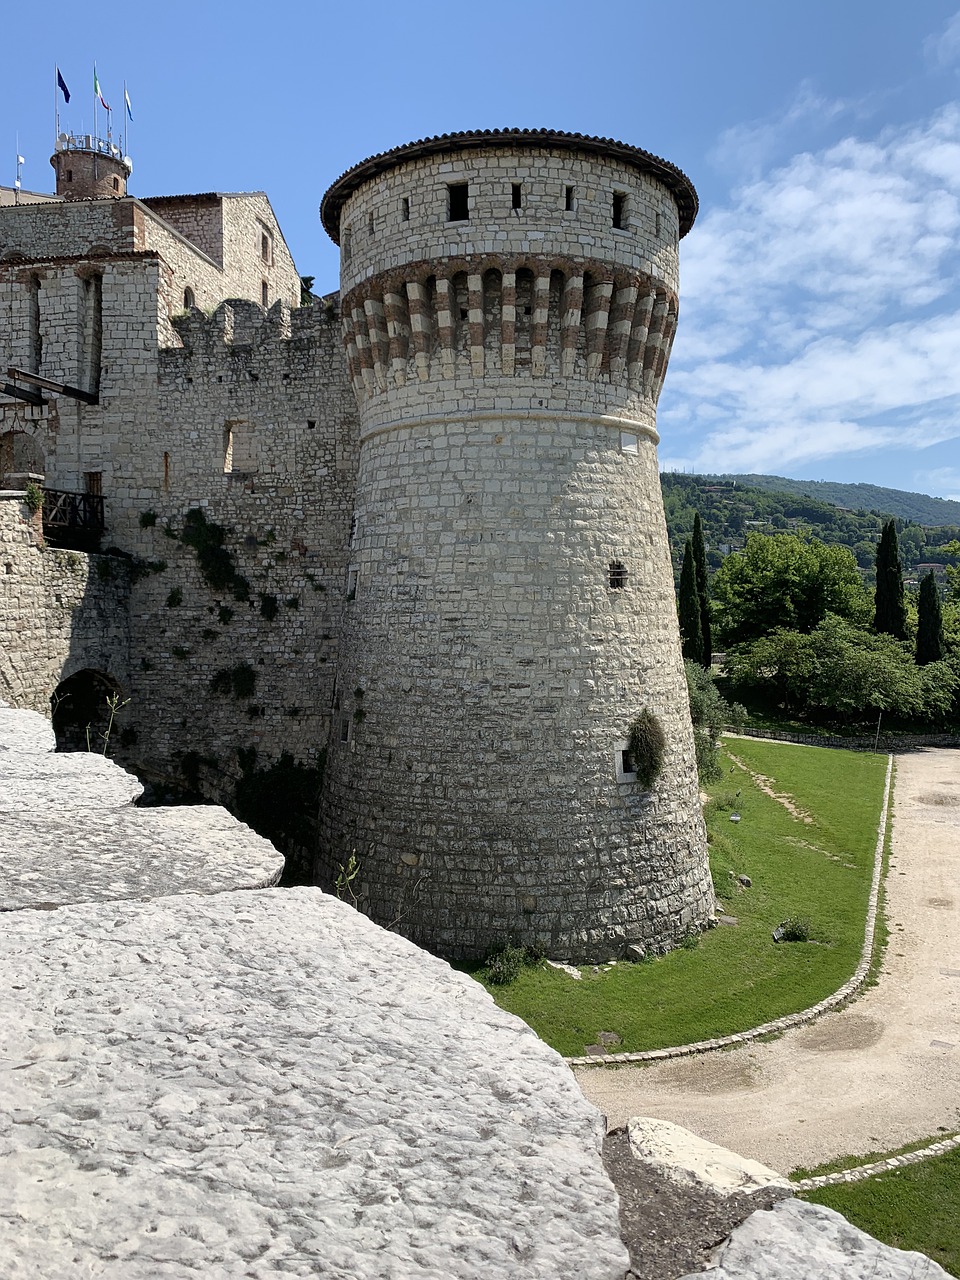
[{"xmin": 4, "ymin": 1, "xmax": 960, "ymax": 498}]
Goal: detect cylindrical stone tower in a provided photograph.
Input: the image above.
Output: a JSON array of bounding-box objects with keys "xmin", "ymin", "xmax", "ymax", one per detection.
[
  {"xmin": 51, "ymin": 134, "xmax": 132, "ymax": 200},
  {"xmin": 319, "ymin": 129, "xmax": 713, "ymax": 962}
]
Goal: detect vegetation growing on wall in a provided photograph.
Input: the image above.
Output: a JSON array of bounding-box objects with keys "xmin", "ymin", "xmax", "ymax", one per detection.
[
  {"xmin": 627, "ymin": 710, "xmax": 667, "ymax": 790},
  {"xmin": 179, "ymin": 508, "xmax": 250, "ymax": 601},
  {"xmin": 210, "ymin": 663, "xmax": 257, "ymax": 699}
]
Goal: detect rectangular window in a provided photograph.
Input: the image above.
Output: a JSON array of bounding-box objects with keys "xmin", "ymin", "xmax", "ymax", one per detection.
[
  {"xmin": 447, "ymin": 182, "xmax": 469, "ymax": 221},
  {"xmin": 261, "ymin": 281, "xmax": 269, "ymax": 308},
  {"xmin": 620, "ymin": 431, "xmax": 639, "ymax": 454},
  {"xmin": 401, "ymin": 196, "xmax": 410, "ymax": 221},
  {"xmin": 340, "ymin": 717, "xmax": 351, "ymax": 744},
  {"xmin": 612, "ymin": 192, "xmax": 627, "ymax": 229},
  {"xmin": 260, "ymin": 232, "xmax": 272, "ymax": 264},
  {"xmin": 343, "ymin": 228, "xmax": 352, "ymax": 261},
  {"xmin": 565, "ymin": 185, "xmax": 575, "ymax": 212},
  {"xmin": 512, "ymin": 183, "xmax": 522, "ymax": 210},
  {"xmin": 346, "ymin": 565, "xmax": 359, "ymax": 599},
  {"xmin": 368, "ymin": 212, "xmax": 375, "ymax": 237},
  {"xmin": 83, "ymin": 471, "xmax": 102, "ymax": 496}
]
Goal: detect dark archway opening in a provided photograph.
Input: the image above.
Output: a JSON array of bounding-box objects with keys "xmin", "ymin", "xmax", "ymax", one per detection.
[{"xmin": 51, "ymin": 669, "xmax": 124, "ymax": 753}]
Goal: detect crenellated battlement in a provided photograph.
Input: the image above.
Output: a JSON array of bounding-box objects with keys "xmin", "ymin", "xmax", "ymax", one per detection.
[
  {"xmin": 167, "ymin": 295, "xmax": 341, "ymax": 358},
  {"xmin": 340, "ymin": 255, "xmax": 677, "ymax": 406}
]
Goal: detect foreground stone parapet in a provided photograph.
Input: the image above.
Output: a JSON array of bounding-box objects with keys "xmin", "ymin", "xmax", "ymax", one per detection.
[
  {"xmin": 680, "ymin": 1197, "xmax": 950, "ymax": 1279},
  {"xmin": 0, "ymin": 707, "xmax": 284, "ymax": 910},
  {"xmin": 628, "ymin": 1116, "xmax": 791, "ymax": 1198},
  {"xmin": 0, "ymin": 888, "xmax": 628, "ymax": 1279}
]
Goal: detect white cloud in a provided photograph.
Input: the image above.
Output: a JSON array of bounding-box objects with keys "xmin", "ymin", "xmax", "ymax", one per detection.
[
  {"xmin": 663, "ymin": 102, "xmax": 960, "ymax": 487},
  {"xmin": 925, "ymin": 9, "xmax": 960, "ymax": 67}
]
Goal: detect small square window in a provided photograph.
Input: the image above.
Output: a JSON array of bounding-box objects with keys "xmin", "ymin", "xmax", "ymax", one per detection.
[
  {"xmin": 447, "ymin": 182, "xmax": 469, "ymax": 222},
  {"xmin": 620, "ymin": 432, "xmax": 639, "ymax": 454},
  {"xmin": 608, "ymin": 561, "xmax": 628, "ymax": 590}
]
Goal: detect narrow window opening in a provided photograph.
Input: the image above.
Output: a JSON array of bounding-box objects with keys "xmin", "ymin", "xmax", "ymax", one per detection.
[
  {"xmin": 306, "ymin": 419, "xmax": 316, "ymax": 430},
  {"xmin": 112, "ymin": 176, "xmax": 120, "ymax": 192},
  {"xmin": 342, "ymin": 228, "xmax": 352, "ymax": 261},
  {"xmin": 163, "ymin": 451, "xmax": 170, "ymax": 491},
  {"xmin": 349, "ymin": 513, "xmax": 358, "ymax": 545},
  {"xmin": 401, "ymin": 196, "xmax": 410, "ymax": 221},
  {"xmin": 511, "ymin": 183, "xmax": 522, "ymax": 210},
  {"xmin": 565, "ymin": 185, "xmax": 574, "ymax": 212},
  {"xmin": 655, "ymin": 211, "xmax": 661, "ymax": 236},
  {"xmin": 447, "ymin": 182, "xmax": 469, "ymax": 222},
  {"xmin": 261, "ymin": 281, "xmax": 269, "ymax": 308},
  {"xmin": 460, "ymin": 308, "xmax": 468, "ymax": 321},
  {"xmin": 261, "ymin": 233, "xmax": 271, "ymax": 263},
  {"xmin": 340, "ymin": 717, "xmax": 351, "ymax": 744},
  {"xmin": 66, "ymin": 169, "xmax": 73, "ymax": 183},
  {"xmin": 612, "ymin": 192, "xmax": 626, "ymax": 230},
  {"xmin": 346, "ymin": 565, "xmax": 359, "ymax": 600},
  {"xmin": 84, "ymin": 471, "xmax": 102, "ymax": 496},
  {"xmin": 621, "ymin": 749, "xmax": 634, "ymax": 775},
  {"xmin": 183, "ymin": 286, "xmax": 195, "ymax": 309},
  {"xmin": 608, "ymin": 560, "xmax": 628, "ymax": 589},
  {"xmin": 27, "ymin": 275, "xmax": 42, "ymax": 374},
  {"xmin": 223, "ymin": 427, "xmax": 234, "ymax": 474}
]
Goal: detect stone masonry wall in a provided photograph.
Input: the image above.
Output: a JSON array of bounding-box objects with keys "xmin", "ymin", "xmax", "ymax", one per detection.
[{"xmin": 0, "ymin": 494, "xmax": 130, "ymax": 712}]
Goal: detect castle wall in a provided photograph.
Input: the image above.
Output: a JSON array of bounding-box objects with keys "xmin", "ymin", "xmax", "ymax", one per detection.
[
  {"xmin": 139, "ymin": 195, "xmax": 225, "ymax": 264},
  {"xmin": 0, "ymin": 494, "xmax": 131, "ymax": 712},
  {"xmin": 0, "ymin": 198, "xmax": 137, "ymax": 258}
]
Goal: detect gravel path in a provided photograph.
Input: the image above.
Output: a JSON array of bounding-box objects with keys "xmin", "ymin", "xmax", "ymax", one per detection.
[{"xmin": 576, "ymin": 749, "xmax": 960, "ymax": 1175}]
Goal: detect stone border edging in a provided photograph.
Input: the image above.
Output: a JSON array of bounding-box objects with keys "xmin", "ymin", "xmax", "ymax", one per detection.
[
  {"xmin": 566, "ymin": 753, "xmax": 894, "ymax": 1069},
  {"xmin": 793, "ymin": 1134, "xmax": 960, "ymax": 1190}
]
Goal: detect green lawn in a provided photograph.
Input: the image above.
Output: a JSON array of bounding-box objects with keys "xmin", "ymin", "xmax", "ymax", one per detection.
[
  {"xmin": 471, "ymin": 738, "xmax": 889, "ymax": 1057},
  {"xmin": 800, "ymin": 1147, "xmax": 960, "ymax": 1278}
]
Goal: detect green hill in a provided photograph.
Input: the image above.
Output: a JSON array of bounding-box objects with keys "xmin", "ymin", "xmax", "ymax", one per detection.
[
  {"xmin": 661, "ymin": 473, "xmax": 960, "ymax": 582},
  {"xmin": 718, "ymin": 474, "xmax": 960, "ymax": 527}
]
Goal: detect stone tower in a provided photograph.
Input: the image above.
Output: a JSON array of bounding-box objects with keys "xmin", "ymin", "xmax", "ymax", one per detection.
[
  {"xmin": 319, "ymin": 129, "xmax": 713, "ymax": 962},
  {"xmin": 51, "ymin": 133, "xmax": 132, "ymax": 200}
]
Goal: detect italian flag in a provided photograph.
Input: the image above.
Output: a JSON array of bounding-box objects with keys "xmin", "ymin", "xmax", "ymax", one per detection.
[{"xmin": 94, "ymin": 66, "xmax": 111, "ymax": 112}]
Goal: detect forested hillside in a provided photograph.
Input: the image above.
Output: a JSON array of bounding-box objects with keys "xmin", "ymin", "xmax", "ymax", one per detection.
[
  {"xmin": 661, "ymin": 473, "xmax": 960, "ymax": 581},
  {"xmin": 718, "ymin": 474, "xmax": 960, "ymax": 526}
]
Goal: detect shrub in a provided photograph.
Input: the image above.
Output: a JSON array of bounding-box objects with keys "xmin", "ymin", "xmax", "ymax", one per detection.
[
  {"xmin": 484, "ymin": 944, "xmax": 528, "ymax": 986},
  {"xmin": 627, "ymin": 709, "xmax": 667, "ymax": 790},
  {"xmin": 24, "ymin": 481, "xmax": 43, "ymax": 514},
  {"xmin": 780, "ymin": 915, "xmax": 812, "ymax": 942}
]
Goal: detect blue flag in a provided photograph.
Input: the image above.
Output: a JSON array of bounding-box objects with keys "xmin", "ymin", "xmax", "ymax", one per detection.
[{"xmin": 57, "ymin": 67, "xmax": 70, "ymax": 104}]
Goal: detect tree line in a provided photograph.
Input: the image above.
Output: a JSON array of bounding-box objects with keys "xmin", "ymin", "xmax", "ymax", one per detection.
[{"xmin": 678, "ymin": 520, "xmax": 960, "ymax": 732}]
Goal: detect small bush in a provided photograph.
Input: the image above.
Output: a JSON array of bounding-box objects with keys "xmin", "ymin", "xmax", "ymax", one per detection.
[
  {"xmin": 627, "ymin": 708, "xmax": 667, "ymax": 790},
  {"xmin": 24, "ymin": 482, "xmax": 43, "ymax": 514},
  {"xmin": 484, "ymin": 944, "xmax": 528, "ymax": 986},
  {"xmin": 780, "ymin": 915, "xmax": 812, "ymax": 942}
]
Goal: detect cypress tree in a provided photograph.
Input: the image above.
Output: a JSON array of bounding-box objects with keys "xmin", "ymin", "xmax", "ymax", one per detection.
[
  {"xmin": 874, "ymin": 520, "xmax": 908, "ymax": 640},
  {"xmin": 915, "ymin": 571, "xmax": 944, "ymax": 665},
  {"xmin": 692, "ymin": 512, "xmax": 712, "ymax": 667},
  {"xmin": 678, "ymin": 538, "xmax": 703, "ymax": 664}
]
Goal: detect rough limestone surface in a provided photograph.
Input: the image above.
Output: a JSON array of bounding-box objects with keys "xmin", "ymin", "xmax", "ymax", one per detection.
[
  {"xmin": 0, "ymin": 700, "xmax": 284, "ymax": 908},
  {"xmin": 0, "ymin": 887, "xmax": 628, "ymax": 1279},
  {"xmin": 627, "ymin": 1116, "xmax": 791, "ymax": 1198},
  {"xmin": 680, "ymin": 1197, "xmax": 950, "ymax": 1279}
]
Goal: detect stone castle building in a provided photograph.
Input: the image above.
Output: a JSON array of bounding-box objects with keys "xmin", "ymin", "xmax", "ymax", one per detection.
[{"xmin": 0, "ymin": 127, "xmax": 713, "ymax": 961}]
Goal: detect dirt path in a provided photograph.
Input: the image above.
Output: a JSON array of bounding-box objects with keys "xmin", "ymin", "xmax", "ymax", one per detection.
[{"xmin": 574, "ymin": 749, "xmax": 960, "ymax": 1174}]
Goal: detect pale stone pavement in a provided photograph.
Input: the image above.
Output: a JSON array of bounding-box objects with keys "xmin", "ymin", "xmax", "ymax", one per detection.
[{"xmin": 575, "ymin": 749, "xmax": 960, "ymax": 1174}]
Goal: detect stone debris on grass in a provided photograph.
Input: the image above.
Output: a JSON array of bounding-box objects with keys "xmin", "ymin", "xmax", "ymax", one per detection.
[
  {"xmin": 680, "ymin": 1196, "xmax": 951, "ymax": 1279},
  {"xmin": 0, "ymin": 888, "xmax": 628, "ymax": 1279},
  {"xmin": 628, "ymin": 1117, "xmax": 792, "ymax": 1198}
]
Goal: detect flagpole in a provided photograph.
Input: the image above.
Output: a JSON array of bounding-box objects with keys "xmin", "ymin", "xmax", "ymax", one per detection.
[{"xmin": 55, "ymin": 65, "xmax": 59, "ymax": 143}]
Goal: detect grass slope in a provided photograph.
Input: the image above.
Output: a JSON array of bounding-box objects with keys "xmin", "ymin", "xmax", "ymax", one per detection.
[
  {"xmin": 801, "ymin": 1148, "xmax": 960, "ymax": 1278},
  {"xmin": 472, "ymin": 739, "xmax": 888, "ymax": 1058}
]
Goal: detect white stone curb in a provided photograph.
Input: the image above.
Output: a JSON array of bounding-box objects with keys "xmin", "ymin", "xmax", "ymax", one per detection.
[
  {"xmin": 793, "ymin": 1134, "xmax": 960, "ymax": 1190},
  {"xmin": 567, "ymin": 753, "xmax": 894, "ymax": 1069}
]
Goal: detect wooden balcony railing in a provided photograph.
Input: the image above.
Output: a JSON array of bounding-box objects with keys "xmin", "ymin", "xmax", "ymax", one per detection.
[{"xmin": 42, "ymin": 488, "xmax": 105, "ymax": 549}]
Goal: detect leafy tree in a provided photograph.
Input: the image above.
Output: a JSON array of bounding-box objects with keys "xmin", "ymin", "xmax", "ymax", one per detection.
[
  {"xmin": 685, "ymin": 662, "xmax": 745, "ymax": 782},
  {"xmin": 299, "ymin": 275, "xmax": 316, "ymax": 305},
  {"xmin": 727, "ymin": 615, "xmax": 958, "ymax": 725},
  {"xmin": 711, "ymin": 533, "xmax": 870, "ymax": 645},
  {"xmin": 692, "ymin": 512, "xmax": 712, "ymax": 667},
  {"xmin": 915, "ymin": 572, "xmax": 945, "ymax": 665},
  {"xmin": 874, "ymin": 520, "xmax": 908, "ymax": 639},
  {"xmin": 678, "ymin": 539, "xmax": 703, "ymax": 664}
]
